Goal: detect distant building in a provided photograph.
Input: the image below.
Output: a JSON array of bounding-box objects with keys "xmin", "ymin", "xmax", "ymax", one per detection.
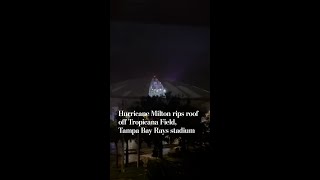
[{"xmin": 110, "ymin": 77, "xmax": 210, "ymax": 120}]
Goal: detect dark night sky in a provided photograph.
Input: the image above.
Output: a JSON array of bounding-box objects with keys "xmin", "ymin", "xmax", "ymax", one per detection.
[{"xmin": 110, "ymin": 21, "xmax": 210, "ymax": 90}]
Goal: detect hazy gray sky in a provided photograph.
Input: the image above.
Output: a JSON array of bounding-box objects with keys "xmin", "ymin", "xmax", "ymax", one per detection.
[{"xmin": 110, "ymin": 21, "xmax": 210, "ymax": 90}]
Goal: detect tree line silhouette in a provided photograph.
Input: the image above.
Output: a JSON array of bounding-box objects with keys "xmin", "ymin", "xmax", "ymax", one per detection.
[{"xmin": 110, "ymin": 92, "xmax": 211, "ymax": 172}]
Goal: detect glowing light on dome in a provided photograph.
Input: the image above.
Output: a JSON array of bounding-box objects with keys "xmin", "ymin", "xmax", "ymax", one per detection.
[{"xmin": 148, "ymin": 77, "xmax": 166, "ymax": 97}]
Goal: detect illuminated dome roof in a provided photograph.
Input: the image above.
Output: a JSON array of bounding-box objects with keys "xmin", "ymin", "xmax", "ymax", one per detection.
[
  {"xmin": 148, "ymin": 76, "xmax": 166, "ymax": 97},
  {"xmin": 110, "ymin": 77, "xmax": 210, "ymax": 120},
  {"xmin": 110, "ymin": 77, "xmax": 209, "ymax": 99}
]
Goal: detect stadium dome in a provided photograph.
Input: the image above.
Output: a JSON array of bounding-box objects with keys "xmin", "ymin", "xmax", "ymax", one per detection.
[{"xmin": 110, "ymin": 77, "xmax": 210, "ymax": 120}]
